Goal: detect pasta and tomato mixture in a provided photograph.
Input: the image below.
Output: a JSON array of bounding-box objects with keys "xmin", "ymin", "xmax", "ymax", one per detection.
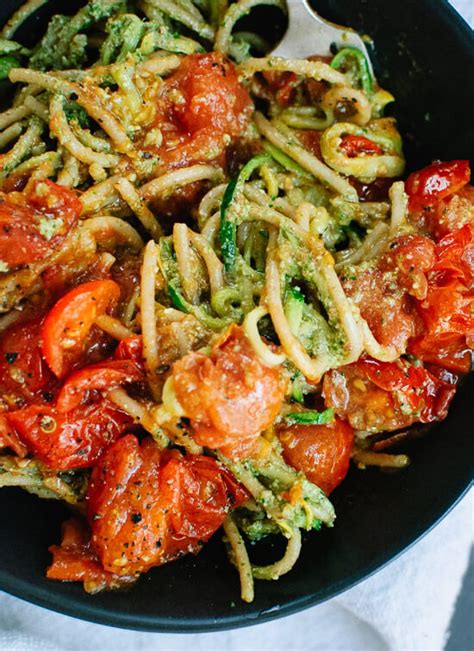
[{"xmin": 0, "ymin": 0, "xmax": 472, "ymax": 602}]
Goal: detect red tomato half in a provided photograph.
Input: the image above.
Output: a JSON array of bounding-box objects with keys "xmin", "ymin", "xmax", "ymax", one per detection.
[
  {"xmin": 323, "ymin": 356, "xmax": 456, "ymax": 433},
  {"xmin": 87, "ymin": 436, "xmax": 247, "ymax": 576},
  {"xmin": 41, "ymin": 280, "xmax": 121, "ymax": 378},
  {"xmin": 6, "ymin": 399, "xmax": 132, "ymax": 470},
  {"xmin": 278, "ymin": 418, "xmax": 354, "ymax": 495},
  {"xmin": 340, "ymin": 134, "xmax": 384, "ymax": 158},
  {"xmin": 56, "ymin": 359, "xmax": 143, "ymax": 413},
  {"xmin": 406, "ymin": 160, "xmax": 470, "ymax": 209},
  {"xmin": 173, "ymin": 325, "xmax": 288, "ymax": 459},
  {"xmin": 0, "ymin": 180, "xmax": 81, "ymax": 269},
  {"xmin": 0, "ymin": 317, "xmax": 57, "ymax": 407},
  {"xmin": 47, "ymin": 518, "xmax": 136, "ymax": 593}
]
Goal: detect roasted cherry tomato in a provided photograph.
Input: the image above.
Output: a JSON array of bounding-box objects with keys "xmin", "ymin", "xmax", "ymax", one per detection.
[
  {"xmin": 0, "ymin": 180, "xmax": 81, "ymax": 269},
  {"xmin": 408, "ymin": 225, "xmax": 473, "ymax": 373},
  {"xmin": 172, "ymin": 325, "xmax": 288, "ymax": 459},
  {"xmin": 343, "ymin": 235, "xmax": 435, "ymax": 352},
  {"xmin": 113, "ymin": 335, "xmax": 144, "ymax": 369},
  {"xmin": 56, "ymin": 359, "xmax": 143, "ymax": 413},
  {"xmin": 87, "ymin": 435, "xmax": 247, "ymax": 576},
  {"xmin": 6, "ymin": 399, "xmax": 132, "ymax": 470},
  {"xmin": 41, "ymin": 280, "xmax": 121, "ymax": 378},
  {"xmin": 0, "ymin": 317, "xmax": 57, "ymax": 406},
  {"xmin": 323, "ymin": 356, "xmax": 456, "ymax": 433},
  {"xmin": 406, "ymin": 160, "xmax": 471, "ymax": 209},
  {"xmin": 47, "ymin": 518, "xmax": 136, "ymax": 593},
  {"xmin": 150, "ymin": 52, "xmax": 253, "ymax": 169},
  {"xmin": 278, "ymin": 418, "xmax": 354, "ymax": 495},
  {"xmin": 340, "ymin": 134, "xmax": 384, "ymax": 158}
]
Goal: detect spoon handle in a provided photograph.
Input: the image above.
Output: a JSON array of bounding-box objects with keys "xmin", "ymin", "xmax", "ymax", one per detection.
[{"xmin": 272, "ymin": 0, "xmax": 373, "ymax": 71}]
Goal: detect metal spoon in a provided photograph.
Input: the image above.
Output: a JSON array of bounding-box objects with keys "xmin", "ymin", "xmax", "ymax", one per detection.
[{"xmin": 272, "ymin": 0, "xmax": 373, "ymax": 72}]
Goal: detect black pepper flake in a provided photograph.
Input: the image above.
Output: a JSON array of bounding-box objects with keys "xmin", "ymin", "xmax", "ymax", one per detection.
[
  {"xmin": 131, "ymin": 512, "xmax": 142, "ymax": 524},
  {"xmin": 4, "ymin": 352, "xmax": 18, "ymax": 364}
]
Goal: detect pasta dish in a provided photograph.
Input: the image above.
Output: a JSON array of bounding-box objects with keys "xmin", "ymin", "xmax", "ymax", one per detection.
[{"xmin": 0, "ymin": 0, "xmax": 472, "ymax": 603}]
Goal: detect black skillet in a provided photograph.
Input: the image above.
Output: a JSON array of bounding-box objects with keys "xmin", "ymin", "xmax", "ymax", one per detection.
[{"xmin": 0, "ymin": 0, "xmax": 473, "ymax": 632}]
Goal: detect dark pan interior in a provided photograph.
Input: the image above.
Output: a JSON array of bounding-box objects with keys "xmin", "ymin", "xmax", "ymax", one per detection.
[{"xmin": 0, "ymin": 0, "xmax": 473, "ymax": 633}]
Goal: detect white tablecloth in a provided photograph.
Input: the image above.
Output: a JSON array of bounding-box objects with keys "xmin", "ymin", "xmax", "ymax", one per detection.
[{"xmin": 1, "ymin": 2, "xmax": 472, "ymax": 650}]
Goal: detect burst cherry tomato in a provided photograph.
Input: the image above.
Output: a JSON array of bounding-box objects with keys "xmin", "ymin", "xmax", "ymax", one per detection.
[
  {"xmin": 172, "ymin": 325, "xmax": 288, "ymax": 459},
  {"xmin": 0, "ymin": 180, "xmax": 81, "ymax": 269},
  {"xmin": 278, "ymin": 418, "xmax": 354, "ymax": 495},
  {"xmin": 343, "ymin": 235, "xmax": 435, "ymax": 352},
  {"xmin": 323, "ymin": 356, "xmax": 456, "ymax": 433},
  {"xmin": 432, "ymin": 223, "xmax": 474, "ymax": 284},
  {"xmin": 56, "ymin": 359, "xmax": 143, "ymax": 413},
  {"xmin": 47, "ymin": 518, "xmax": 136, "ymax": 593},
  {"xmin": 0, "ymin": 317, "xmax": 57, "ymax": 406},
  {"xmin": 408, "ymin": 225, "xmax": 473, "ymax": 373},
  {"xmin": 406, "ymin": 160, "xmax": 471, "ymax": 209},
  {"xmin": 113, "ymin": 335, "xmax": 144, "ymax": 369},
  {"xmin": 340, "ymin": 134, "xmax": 384, "ymax": 158},
  {"xmin": 6, "ymin": 399, "xmax": 132, "ymax": 470},
  {"xmin": 150, "ymin": 52, "xmax": 253, "ymax": 169},
  {"xmin": 41, "ymin": 280, "xmax": 121, "ymax": 378},
  {"xmin": 87, "ymin": 435, "xmax": 247, "ymax": 576}
]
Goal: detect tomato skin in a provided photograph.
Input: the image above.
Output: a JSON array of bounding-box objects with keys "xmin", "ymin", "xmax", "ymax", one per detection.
[
  {"xmin": 47, "ymin": 518, "xmax": 136, "ymax": 593},
  {"xmin": 323, "ymin": 356, "xmax": 456, "ymax": 433},
  {"xmin": 6, "ymin": 399, "xmax": 132, "ymax": 470},
  {"xmin": 151, "ymin": 52, "xmax": 253, "ymax": 169},
  {"xmin": 340, "ymin": 134, "xmax": 384, "ymax": 158},
  {"xmin": 172, "ymin": 325, "xmax": 288, "ymax": 459},
  {"xmin": 407, "ymin": 224, "xmax": 473, "ymax": 373},
  {"xmin": 0, "ymin": 317, "xmax": 58, "ymax": 407},
  {"xmin": 432, "ymin": 223, "xmax": 474, "ymax": 284},
  {"xmin": 87, "ymin": 435, "xmax": 247, "ymax": 576},
  {"xmin": 57, "ymin": 359, "xmax": 143, "ymax": 413},
  {"xmin": 41, "ymin": 280, "xmax": 121, "ymax": 378},
  {"xmin": 406, "ymin": 160, "xmax": 470, "ymax": 209},
  {"xmin": 0, "ymin": 180, "xmax": 81, "ymax": 269},
  {"xmin": 278, "ymin": 418, "xmax": 354, "ymax": 495}
]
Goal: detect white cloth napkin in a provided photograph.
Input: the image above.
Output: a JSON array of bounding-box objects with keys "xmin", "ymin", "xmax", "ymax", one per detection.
[{"xmin": 0, "ymin": 490, "xmax": 471, "ymax": 651}]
